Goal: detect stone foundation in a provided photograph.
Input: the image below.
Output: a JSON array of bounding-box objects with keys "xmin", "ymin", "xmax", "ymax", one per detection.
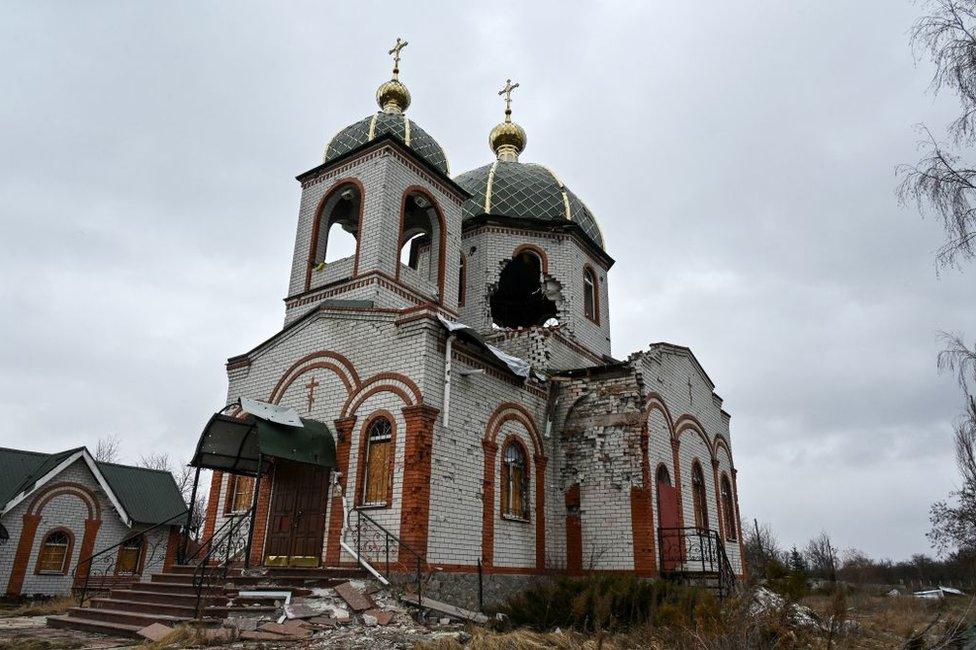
[{"xmin": 390, "ymin": 570, "xmax": 544, "ymax": 611}]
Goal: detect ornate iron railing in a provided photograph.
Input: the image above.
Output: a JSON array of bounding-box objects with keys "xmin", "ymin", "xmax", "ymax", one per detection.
[
  {"xmin": 192, "ymin": 508, "xmax": 253, "ymax": 618},
  {"xmin": 73, "ymin": 511, "xmax": 185, "ymax": 604},
  {"xmin": 348, "ymin": 508, "xmax": 425, "ymax": 602},
  {"xmin": 658, "ymin": 527, "xmax": 737, "ymax": 598}
]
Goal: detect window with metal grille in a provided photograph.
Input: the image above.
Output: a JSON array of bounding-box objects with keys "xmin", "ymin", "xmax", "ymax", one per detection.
[{"xmin": 362, "ymin": 417, "xmax": 393, "ymax": 506}]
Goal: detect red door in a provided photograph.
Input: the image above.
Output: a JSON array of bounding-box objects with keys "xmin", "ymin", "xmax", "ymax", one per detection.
[
  {"xmin": 565, "ymin": 484, "xmax": 582, "ymax": 575},
  {"xmin": 657, "ymin": 480, "xmax": 681, "ymax": 572}
]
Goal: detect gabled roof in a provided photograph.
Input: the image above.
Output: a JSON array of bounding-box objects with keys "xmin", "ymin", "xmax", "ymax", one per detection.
[{"xmin": 0, "ymin": 446, "xmax": 186, "ymax": 526}]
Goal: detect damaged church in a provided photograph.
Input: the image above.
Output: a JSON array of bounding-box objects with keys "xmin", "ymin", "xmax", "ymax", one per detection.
[{"xmin": 166, "ymin": 42, "xmax": 746, "ymax": 608}]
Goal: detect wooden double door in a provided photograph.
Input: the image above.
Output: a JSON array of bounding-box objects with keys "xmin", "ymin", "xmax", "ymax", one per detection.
[{"xmin": 264, "ymin": 460, "xmax": 330, "ymax": 566}]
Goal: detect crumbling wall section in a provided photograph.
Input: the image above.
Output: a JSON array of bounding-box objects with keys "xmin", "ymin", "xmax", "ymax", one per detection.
[{"xmin": 550, "ymin": 365, "xmax": 644, "ymax": 572}]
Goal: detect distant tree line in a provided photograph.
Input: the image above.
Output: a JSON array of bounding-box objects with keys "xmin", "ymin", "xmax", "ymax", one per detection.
[{"xmin": 745, "ymin": 521, "xmax": 976, "ymax": 593}]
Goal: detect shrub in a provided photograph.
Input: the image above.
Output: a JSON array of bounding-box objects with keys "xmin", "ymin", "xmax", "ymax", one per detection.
[{"xmin": 495, "ymin": 574, "xmax": 719, "ymax": 633}]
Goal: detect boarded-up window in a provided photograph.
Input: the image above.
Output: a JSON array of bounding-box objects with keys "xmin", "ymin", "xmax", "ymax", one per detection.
[
  {"xmin": 721, "ymin": 476, "xmax": 737, "ymax": 540},
  {"xmin": 362, "ymin": 417, "xmax": 393, "ymax": 506},
  {"xmin": 231, "ymin": 476, "xmax": 255, "ymax": 513},
  {"xmin": 691, "ymin": 463, "xmax": 709, "ymax": 529},
  {"xmin": 37, "ymin": 531, "xmax": 70, "ymax": 574},
  {"xmin": 501, "ymin": 442, "xmax": 529, "ymax": 520},
  {"xmin": 116, "ymin": 536, "xmax": 143, "ymax": 575},
  {"xmin": 583, "ymin": 267, "xmax": 598, "ymax": 322}
]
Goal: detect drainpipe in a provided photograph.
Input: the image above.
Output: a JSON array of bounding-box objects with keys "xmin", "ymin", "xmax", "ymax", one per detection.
[{"xmin": 442, "ymin": 333, "xmax": 456, "ymax": 427}]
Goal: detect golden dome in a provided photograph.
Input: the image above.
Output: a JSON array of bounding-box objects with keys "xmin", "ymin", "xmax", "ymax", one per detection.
[
  {"xmin": 376, "ymin": 78, "xmax": 410, "ymax": 114},
  {"xmin": 489, "ymin": 119, "xmax": 526, "ymax": 161}
]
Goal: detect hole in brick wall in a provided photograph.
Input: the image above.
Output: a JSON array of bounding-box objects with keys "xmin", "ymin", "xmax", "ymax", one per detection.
[{"xmin": 490, "ymin": 251, "xmax": 560, "ymax": 328}]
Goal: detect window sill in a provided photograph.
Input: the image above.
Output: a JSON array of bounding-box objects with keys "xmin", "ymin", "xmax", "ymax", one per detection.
[
  {"xmin": 36, "ymin": 570, "xmax": 66, "ymax": 576},
  {"xmin": 357, "ymin": 503, "xmax": 389, "ymax": 510},
  {"xmin": 501, "ymin": 514, "xmax": 530, "ymax": 524}
]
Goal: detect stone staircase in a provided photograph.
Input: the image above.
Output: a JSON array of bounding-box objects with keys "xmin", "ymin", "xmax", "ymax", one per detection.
[{"xmin": 48, "ymin": 564, "xmax": 368, "ymax": 638}]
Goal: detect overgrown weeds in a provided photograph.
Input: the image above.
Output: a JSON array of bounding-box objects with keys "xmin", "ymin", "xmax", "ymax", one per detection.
[
  {"xmin": 0, "ymin": 597, "xmax": 76, "ymax": 619},
  {"xmin": 142, "ymin": 624, "xmax": 230, "ymax": 648}
]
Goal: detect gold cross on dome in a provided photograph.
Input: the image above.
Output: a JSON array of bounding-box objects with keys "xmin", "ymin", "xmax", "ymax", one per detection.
[
  {"xmin": 389, "ymin": 37, "xmax": 408, "ymax": 76},
  {"xmin": 498, "ymin": 79, "xmax": 520, "ymax": 114}
]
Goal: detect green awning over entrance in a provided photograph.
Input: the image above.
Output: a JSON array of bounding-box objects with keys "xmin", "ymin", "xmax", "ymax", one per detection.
[{"xmin": 190, "ymin": 412, "xmax": 337, "ymax": 476}]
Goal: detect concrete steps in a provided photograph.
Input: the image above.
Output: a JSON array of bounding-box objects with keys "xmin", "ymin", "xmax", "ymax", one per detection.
[{"xmin": 49, "ymin": 562, "xmax": 368, "ymax": 637}]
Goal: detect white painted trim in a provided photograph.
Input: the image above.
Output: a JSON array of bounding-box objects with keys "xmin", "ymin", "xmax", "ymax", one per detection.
[{"xmin": 0, "ymin": 449, "xmax": 132, "ymax": 527}]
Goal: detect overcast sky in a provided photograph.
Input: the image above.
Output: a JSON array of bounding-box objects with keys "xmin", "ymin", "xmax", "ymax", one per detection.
[{"xmin": 2, "ymin": 2, "xmax": 973, "ymax": 560}]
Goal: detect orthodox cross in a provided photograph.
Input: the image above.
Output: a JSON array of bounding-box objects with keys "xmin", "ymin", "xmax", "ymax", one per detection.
[
  {"xmin": 305, "ymin": 376, "xmax": 320, "ymax": 413},
  {"xmin": 389, "ymin": 37, "xmax": 408, "ymax": 77},
  {"xmin": 498, "ymin": 79, "xmax": 519, "ymax": 116}
]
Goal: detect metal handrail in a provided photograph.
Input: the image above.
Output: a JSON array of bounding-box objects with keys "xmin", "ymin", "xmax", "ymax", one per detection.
[
  {"xmin": 350, "ymin": 508, "xmax": 425, "ymax": 604},
  {"xmin": 657, "ymin": 526, "xmax": 737, "ymax": 598},
  {"xmin": 191, "ymin": 506, "xmax": 254, "ymax": 618},
  {"xmin": 182, "ymin": 510, "xmax": 246, "ymax": 565},
  {"xmin": 73, "ymin": 510, "xmax": 186, "ymax": 605}
]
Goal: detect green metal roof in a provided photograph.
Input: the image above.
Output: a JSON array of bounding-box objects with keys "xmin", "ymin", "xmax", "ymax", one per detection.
[
  {"xmin": 0, "ymin": 446, "xmax": 186, "ymax": 525},
  {"xmin": 324, "ymin": 112, "xmax": 449, "ymax": 176},
  {"xmin": 191, "ymin": 413, "xmax": 336, "ymax": 475},
  {"xmin": 454, "ymin": 160, "xmax": 605, "ymax": 249}
]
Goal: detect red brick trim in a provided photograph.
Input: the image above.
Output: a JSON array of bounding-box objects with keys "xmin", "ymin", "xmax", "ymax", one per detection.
[
  {"xmin": 565, "ymin": 484, "xmax": 582, "ymax": 575},
  {"xmin": 353, "ymin": 410, "xmax": 397, "ymax": 508},
  {"xmin": 458, "ymin": 254, "xmax": 467, "ymax": 307},
  {"xmin": 673, "ymin": 415, "xmax": 716, "ymax": 461},
  {"xmin": 249, "ymin": 473, "xmax": 273, "ymax": 566},
  {"xmin": 341, "ymin": 372, "xmax": 422, "ymax": 417},
  {"xmin": 670, "ymin": 438, "xmax": 686, "ymax": 530},
  {"xmin": 398, "ymin": 404, "xmax": 438, "ymax": 564},
  {"xmin": 711, "ymin": 459, "xmax": 724, "ymax": 540},
  {"xmin": 268, "ymin": 350, "xmax": 361, "ymax": 404},
  {"xmin": 512, "ymin": 244, "xmax": 549, "ymax": 274},
  {"xmin": 73, "ymin": 518, "xmax": 102, "ymax": 588},
  {"xmin": 396, "ymin": 186, "xmax": 447, "ymax": 302},
  {"xmin": 643, "ymin": 393, "xmax": 675, "ymax": 432},
  {"xmin": 306, "ymin": 177, "xmax": 366, "ymax": 291},
  {"xmin": 28, "ymin": 481, "xmax": 101, "ymax": 520},
  {"xmin": 201, "ymin": 471, "xmax": 223, "ymax": 547},
  {"xmin": 325, "ymin": 416, "xmax": 357, "ymax": 566},
  {"xmin": 7, "ymin": 514, "xmax": 40, "ymax": 595},
  {"xmin": 163, "ymin": 525, "xmax": 180, "ymax": 571},
  {"xmin": 713, "ymin": 435, "xmax": 734, "ymax": 469},
  {"xmin": 485, "ymin": 403, "xmax": 543, "ymax": 456},
  {"xmin": 481, "ymin": 439, "xmax": 498, "ymax": 568},
  {"xmin": 33, "ymin": 527, "xmax": 74, "ymax": 576},
  {"xmin": 534, "ymin": 454, "xmax": 547, "ymax": 572}
]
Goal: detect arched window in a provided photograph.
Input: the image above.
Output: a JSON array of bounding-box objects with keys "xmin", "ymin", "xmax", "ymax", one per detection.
[
  {"xmin": 37, "ymin": 530, "xmax": 71, "ymax": 574},
  {"xmin": 361, "ymin": 416, "xmax": 394, "ymax": 507},
  {"xmin": 691, "ymin": 463, "xmax": 709, "ymax": 529},
  {"xmin": 721, "ymin": 475, "xmax": 737, "ymax": 540},
  {"xmin": 458, "ymin": 255, "xmax": 467, "ymax": 307},
  {"xmin": 116, "ymin": 536, "xmax": 144, "ymax": 575},
  {"xmin": 583, "ymin": 267, "xmax": 599, "ymax": 323},
  {"xmin": 398, "ymin": 192, "xmax": 443, "ymax": 295},
  {"xmin": 501, "ymin": 441, "xmax": 529, "ymax": 520},
  {"xmin": 307, "ymin": 183, "xmax": 361, "ymax": 287}
]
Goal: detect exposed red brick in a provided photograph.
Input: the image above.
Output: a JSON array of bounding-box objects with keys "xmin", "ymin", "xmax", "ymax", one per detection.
[
  {"xmin": 398, "ymin": 404, "xmax": 438, "ymax": 566},
  {"xmin": 325, "ymin": 416, "xmax": 356, "ymax": 567}
]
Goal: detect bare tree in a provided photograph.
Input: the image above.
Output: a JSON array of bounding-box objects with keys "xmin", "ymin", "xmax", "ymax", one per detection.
[
  {"xmin": 805, "ymin": 531, "xmax": 839, "ymax": 581},
  {"xmin": 929, "ymin": 334, "xmax": 976, "ymax": 556},
  {"xmin": 94, "ymin": 434, "xmax": 121, "ymax": 463},
  {"xmin": 898, "ymin": 0, "xmax": 976, "ymax": 268},
  {"xmin": 744, "ymin": 519, "xmax": 782, "ymax": 579},
  {"xmin": 137, "ymin": 452, "xmax": 207, "ymax": 537}
]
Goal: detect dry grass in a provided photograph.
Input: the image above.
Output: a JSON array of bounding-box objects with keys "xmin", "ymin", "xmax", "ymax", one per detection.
[
  {"xmin": 416, "ymin": 591, "xmax": 976, "ymax": 650},
  {"xmin": 0, "ymin": 597, "xmax": 76, "ymax": 619},
  {"xmin": 141, "ymin": 624, "xmax": 232, "ymax": 648}
]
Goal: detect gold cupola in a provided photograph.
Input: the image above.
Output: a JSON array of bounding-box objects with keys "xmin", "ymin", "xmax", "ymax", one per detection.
[
  {"xmin": 489, "ymin": 79, "xmax": 526, "ymax": 162},
  {"xmin": 376, "ymin": 37, "xmax": 411, "ymax": 114}
]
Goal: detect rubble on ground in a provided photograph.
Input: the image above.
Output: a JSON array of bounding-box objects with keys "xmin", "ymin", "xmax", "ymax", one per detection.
[
  {"xmin": 213, "ymin": 578, "xmax": 471, "ymax": 647},
  {"xmin": 750, "ymin": 586, "xmax": 857, "ymax": 635}
]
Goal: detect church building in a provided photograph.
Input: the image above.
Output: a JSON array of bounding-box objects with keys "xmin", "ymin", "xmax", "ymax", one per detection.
[{"xmin": 193, "ymin": 41, "xmax": 746, "ymax": 606}]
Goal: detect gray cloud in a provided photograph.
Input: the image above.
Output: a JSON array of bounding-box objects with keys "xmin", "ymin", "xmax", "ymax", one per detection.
[{"xmin": 1, "ymin": 1, "xmax": 972, "ymax": 559}]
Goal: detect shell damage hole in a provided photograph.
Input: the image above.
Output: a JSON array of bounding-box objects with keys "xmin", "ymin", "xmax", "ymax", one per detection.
[{"xmin": 490, "ymin": 251, "xmax": 560, "ymax": 328}]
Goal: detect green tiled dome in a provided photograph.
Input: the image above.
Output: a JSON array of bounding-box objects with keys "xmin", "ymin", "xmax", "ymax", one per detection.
[
  {"xmin": 324, "ymin": 112, "xmax": 449, "ymax": 176},
  {"xmin": 454, "ymin": 161, "xmax": 604, "ymax": 249}
]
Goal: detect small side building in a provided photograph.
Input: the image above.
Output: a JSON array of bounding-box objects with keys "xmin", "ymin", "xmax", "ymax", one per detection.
[{"xmin": 0, "ymin": 446, "xmax": 187, "ymax": 598}]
